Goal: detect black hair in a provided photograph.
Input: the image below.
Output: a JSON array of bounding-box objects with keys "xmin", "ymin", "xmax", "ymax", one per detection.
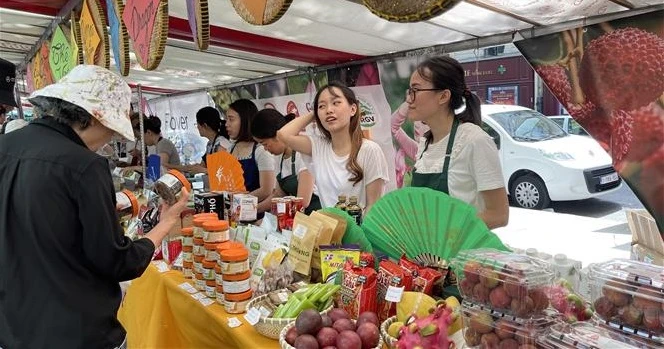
[
  {"xmin": 416, "ymin": 56, "xmax": 482, "ymax": 146},
  {"xmin": 250, "ymin": 109, "xmax": 287, "ymax": 139},
  {"xmin": 143, "ymin": 115, "xmax": 162, "ymax": 134},
  {"xmin": 284, "ymin": 113, "xmax": 296, "ymax": 123},
  {"xmin": 228, "ymin": 99, "xmax": 258, "ymax": 142},
  {"xmin": 196, "ymin": 106, "xmax": 229, "ymax": 139},
  {"xmin": 30, "ymin": 96, "xmax": 92, "ymax": 129}
]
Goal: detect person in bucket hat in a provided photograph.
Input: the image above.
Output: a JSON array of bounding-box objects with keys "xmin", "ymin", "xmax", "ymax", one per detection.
[
  {"xmin": 0, "ymin": 58, "xmax": 18, "ymax": 126},
  {"xmin": 0, "ymin": 65, "xmax": 189, "ymax": 348}
]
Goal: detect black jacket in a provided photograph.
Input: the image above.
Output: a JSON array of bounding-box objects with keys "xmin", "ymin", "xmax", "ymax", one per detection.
[{"xmin": 0, "ymin": 117, "xmax": 155, "ymax": 348}]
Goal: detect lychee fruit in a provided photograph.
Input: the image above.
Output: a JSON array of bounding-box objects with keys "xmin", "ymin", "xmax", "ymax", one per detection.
[
  {"xmin": 643, "ymin": 308, "xmax": 662, "ymax": 332},
  {"xmin": 625, "ymin": 102, "xmax": 664, "ymax": 162},
  {"xmin": 610, "ymin": 109, "xmax": 633, "ymax": 165},
  {"xmin": 479, "ymin": 267, "xmax": 500, "ymax": 289},
  {"xmin": 481, "ymin": 332, "xmax": 500, "ymax": 348},
  {"xmin": 504, "ymin": 280, "xmax": 527, "ymax": 299},
  {"xmin": 511, "ymin": 296, "xmax": 535, "ymax": 318},
  {"xmin": 463, "ymin": 328, "xmax": 482, "ymax": 347},
  {"xmin": 459, "ymin": 278, "xmax": 477, "ymax": 296},
  {"xmin": 536, "ymin": 64, "xmax": 571, "ymax": 106},
  {"xmin": 469, "ymin": 312, "xmax": 494, "ymax": 334},
  {"xmin": 568, "ymin": 102, "xmax": 612, "ymax": 146},
  {"xmin": 579, "ymin": 27, "xmax": 664, "ymax": 112},
  {"xmin": 594, "ymin": 296, "xmax": 617, "ymax": 319},
  {"xmin": 528, "ymin": 288, "xmax": 550, "ymax": 312},
  {"xmin": 619, "ymin": 304, "xmax": 644, "ymax": 327},
  {"xmin": 473, "ymin": 282, "xmax": 491, "ymax": 303},
  {"xmin": 464, "ymin": 261, "xmax": 482, "ymax": 283},
  {"xmin": 499, "ymin": 338, "xmax": 519, "ymax": 349},
  {"xmin": 490, "ymin": 286, "xmax": 512, "ymax": 309}
]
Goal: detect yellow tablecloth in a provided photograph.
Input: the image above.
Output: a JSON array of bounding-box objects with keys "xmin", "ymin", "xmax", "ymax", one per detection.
[{"xmin": 118, "ymin": 263, "xmax": 280, "ymax": 349}]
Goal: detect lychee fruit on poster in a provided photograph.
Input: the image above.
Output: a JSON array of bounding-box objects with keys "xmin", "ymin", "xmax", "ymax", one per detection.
[{"xmin": 516, "ymin": 10, "xmax": 664, "ymax": 234}]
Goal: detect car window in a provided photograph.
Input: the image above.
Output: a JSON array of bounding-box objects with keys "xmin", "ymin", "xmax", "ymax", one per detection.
[
  {"xmin": 551, "ymin": 118, "xmax": 564, "ymax": 128},
  {"xmin": 481, "ymin": 122, "xmax": 501, "ymax": 149},
  {"xmin": 488, "ymin": 109, "xmax": 566, "ymax": 142},
  {"xmin": 568, "ymin": 118, "xmax": 589, "ymax": 136}
]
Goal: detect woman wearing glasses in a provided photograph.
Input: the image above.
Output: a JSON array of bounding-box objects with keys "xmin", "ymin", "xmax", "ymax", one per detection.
[{"xmin": 407, "ymin": 56, "xmax": 509, "ymax": 229}]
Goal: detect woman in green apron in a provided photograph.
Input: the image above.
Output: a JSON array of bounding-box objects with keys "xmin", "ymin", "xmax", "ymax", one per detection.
[
  {"xmin": 251, "ymin": 109, "xmax": 321, "ymax": 213},
  {"xmin": 407, "ymin": 56, "xmax": 509, "ymax": 229}
]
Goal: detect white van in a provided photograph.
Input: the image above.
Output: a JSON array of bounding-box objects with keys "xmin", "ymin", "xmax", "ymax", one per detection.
[{"xmin": 481, "ymin": 104, "xmax": 621, "ymax": 209}]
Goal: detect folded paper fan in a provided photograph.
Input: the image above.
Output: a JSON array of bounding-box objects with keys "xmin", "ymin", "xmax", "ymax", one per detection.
[
  {"xmin": 206, "ymin": 151, "xmax": 245, "ymax": 192},
  {"xmin": 362, "ymin": 187, "xmax": 507, "ymax": 267},
  {"xmin": 79, "ymin": 0, "xmax": 110, "ymax": 68},
  {"xmin": 363, "ymin": 0, "xmax": 458, "ymax": 23},
  {"xmin": 230, "ymin": 0, "xmax": 293, "ymax": 25},
  {"xmin": 186, "ymin": 0, "xmax": 210, "ymax": 50},
  {"xmin": 122, "ymin": 0, "xmax": 169, "ymax": 70},
  {"xmin": 319, "ymin": 207, "xmax": 373, "ymax": 252}
]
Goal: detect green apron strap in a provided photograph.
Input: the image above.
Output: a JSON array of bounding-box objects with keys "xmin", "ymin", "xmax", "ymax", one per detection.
[{"xmin": 440, "ymin": 117, "xmax": 460, "ymax": 194}]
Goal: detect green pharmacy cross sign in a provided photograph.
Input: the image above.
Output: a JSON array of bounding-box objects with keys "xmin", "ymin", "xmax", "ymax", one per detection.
[
  {"xmin": 49, "ymin": 26, "xmax": 75, "ymax": 81},
  {"xmin": 497, "ymin": 65, "xmax": 507, "ymax": 75}
]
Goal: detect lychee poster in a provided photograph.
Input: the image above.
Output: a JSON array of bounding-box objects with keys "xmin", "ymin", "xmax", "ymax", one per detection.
[{"xmin": 516, "ymin": 10, "xmax": 664, "ymax": 236}]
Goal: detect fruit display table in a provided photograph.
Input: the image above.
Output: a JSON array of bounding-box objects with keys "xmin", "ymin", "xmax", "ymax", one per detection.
[{"xmin": 118, "ymin": 262, "xmax": 279, "ymax": 349}]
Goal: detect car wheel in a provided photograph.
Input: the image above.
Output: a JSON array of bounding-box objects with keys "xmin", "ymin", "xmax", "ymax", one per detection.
[{"xmin": 510, "ymin": 174, "xmax": 550, "ymax": 209}]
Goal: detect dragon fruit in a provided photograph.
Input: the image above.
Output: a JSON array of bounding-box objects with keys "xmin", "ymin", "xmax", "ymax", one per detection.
[
  {"xmin": 546, "ymin": 280, "xmax": 593, "ymax": 323},
  {"xmin": 396, "ymin": 301, "xmax": 455, "ymax": 349}
]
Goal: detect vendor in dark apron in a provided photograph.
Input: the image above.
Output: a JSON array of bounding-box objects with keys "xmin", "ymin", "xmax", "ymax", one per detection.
[
  {"xmin": 277, "ymin": 153, "xmax": 322, "ymax": 214},
  {"xmin": 411, "ymin": 117, "xmax": 459, "ymax": 194},
  {"xmin": 231, "ymin": 142, "xmax": 263, "ymax": 219}
]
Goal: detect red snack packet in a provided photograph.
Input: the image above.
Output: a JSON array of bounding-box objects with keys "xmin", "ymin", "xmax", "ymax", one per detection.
[
  {"xmin": 359, "ymin": 252, "xmax": 375, "ymax": 269},
  {"xmin": 398, "ymin": 255, "xmax": 443, "ymax": 295},
  {"xmin": 377, "ymin": 260, "xmax": 412, "ymax": 322},
  {"xmin": 336, "ymin": 259, "xmax": 377, "ymax": 318},
  {"xmin": 398, "ymin": 255, "xmax": 418, "ymax": 291}
]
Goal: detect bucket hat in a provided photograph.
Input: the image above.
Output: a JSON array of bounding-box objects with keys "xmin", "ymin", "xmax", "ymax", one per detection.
[{"xmin": 29, "ymin": 65, "xmax": 134, "ymax": 141}]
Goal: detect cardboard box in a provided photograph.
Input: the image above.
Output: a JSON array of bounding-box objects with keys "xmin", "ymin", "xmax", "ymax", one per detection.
[
  {"xmin": 194, "ymin": 192, "xmax": 224, "ymax": 219},
  {"xmin": 626, "ymin": 209, "xmax": 663, "ymax": 255},
  {"xmin": 232, "ymin": 193, "xmax": 258, "ymax": 224},
  {"xmin": 632, "ymin": 243, "xmax": 664, "ymax": 266}
]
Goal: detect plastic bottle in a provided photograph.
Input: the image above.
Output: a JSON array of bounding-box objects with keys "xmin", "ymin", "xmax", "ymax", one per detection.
[
  {"xmin": 334, "ymin": 195, "xmax": 347, "ymax": 211},
  {"xmin": 346, "ymin": 196, "xmax": 363, "ymax": 226}
]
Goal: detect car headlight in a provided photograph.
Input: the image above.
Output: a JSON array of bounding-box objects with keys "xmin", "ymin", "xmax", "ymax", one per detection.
[{"xmin": 539, "ymin": 149, "xmax": 575, "ymax": 160}]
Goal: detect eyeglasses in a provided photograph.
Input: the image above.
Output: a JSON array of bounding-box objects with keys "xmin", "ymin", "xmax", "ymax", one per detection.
[{"xmin": 406, "ymin": 87, "xmax": 444, "ymax": 102}]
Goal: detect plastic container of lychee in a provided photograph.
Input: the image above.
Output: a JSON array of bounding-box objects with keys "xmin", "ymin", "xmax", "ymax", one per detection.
[
  {"xmin": 588, "ymin": 258, "xmax": 664, "ymax": 344},
  {"xmin": 537, "ymin": 322, "xmax": 659, "ymax": 349},
  {"xmin": 461, "ymin": 300, "xmax": 557, "ymax": 348},
  {"xmin": 451, "ymin": 248, "xmax": 555, "ymax": 319}
]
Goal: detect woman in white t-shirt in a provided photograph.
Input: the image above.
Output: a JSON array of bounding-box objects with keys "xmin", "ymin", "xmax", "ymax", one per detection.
[
  {"xmin": 278, "ymin": 82, "xmax": 389, "ymax": 213},
  {"xmin": 407, "ymin": 56, "xmax": 509, "ymax": 229},
  {"xmin": 251, "ymin": 109, "xmax": 321, "ymax": 214}
]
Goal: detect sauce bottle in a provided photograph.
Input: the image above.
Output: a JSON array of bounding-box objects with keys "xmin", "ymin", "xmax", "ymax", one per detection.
[
  {"xmin": 334, "ymin": 195, "xmax": 347, "ymax": 211},
  {"xmin": 346, "ymin": 196, "xmax": 362, "ymax": 226}
]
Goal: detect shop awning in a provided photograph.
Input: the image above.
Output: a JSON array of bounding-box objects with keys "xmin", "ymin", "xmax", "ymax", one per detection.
[{"xmin": 0, "ymin": 0, "xmax": 661, "ymax": 93}]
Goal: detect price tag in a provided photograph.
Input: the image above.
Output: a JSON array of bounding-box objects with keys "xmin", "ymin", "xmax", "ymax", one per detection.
[
  {"xmin": 154, "ymin": 260, "xmax": 169, "ymax": 273},
  {"xmin": 277, "ymin": 202, "xmax": 286, "ymax": 214},
  {"xmin": 385, "ymin": 286, "xmax": 404, "ymax": 303},
  {"xmin": 258, "ymin": 306, "xmax": 271, "ymax": 318},
  {"xmin": 228, "ymin": 317, "xmax": 242, "ymax": 328},
  {"xmin": 244, "ymin": 307, "xmax": 261, "ymax": 325},
  {"xmin": 178, "ymin": 282, "xmax": 197, "ymax": 294},
  {"xmin": 293, "ymin": 224, "xmax": 307, "ymax": 239},
  {"xmin": 199, "ymin": 297, "xmax": 214, "ymax": 307},
  {"xmin": 278, "ymin": 292, "xmax": 289, "ymax": 303},
  {"xmin": 191, "ymin": 292, "xmax": 206, "ymax": 300}
]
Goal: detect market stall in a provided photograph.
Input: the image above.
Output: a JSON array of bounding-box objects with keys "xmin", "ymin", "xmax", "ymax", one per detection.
[{"xmin": 2, "ymin": 1, "xmax": 664, "ymax": 349}]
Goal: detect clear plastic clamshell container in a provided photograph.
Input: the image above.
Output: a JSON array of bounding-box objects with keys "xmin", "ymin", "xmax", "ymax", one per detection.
[
  {"xmin": 537, "ymin": 322, "xmax": 659, "ymax": 349},
  {"xmin": 461, "ymin": 300, "xmax": 556, "ymax": 348},
  {"xmin": 588, "ymin": 259, "xmax": 664, "ymax": 343},
  {"xmin": 451, "ymin": 248, "xmax": 555, "ymax": 318}
]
